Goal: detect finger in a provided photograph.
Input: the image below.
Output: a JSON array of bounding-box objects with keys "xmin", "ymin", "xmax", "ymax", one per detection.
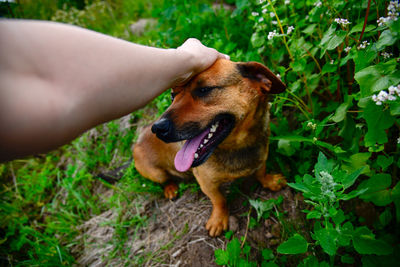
[{"xmin": 218, "ymin": 53, "xmax": 230, "ymax": 60}]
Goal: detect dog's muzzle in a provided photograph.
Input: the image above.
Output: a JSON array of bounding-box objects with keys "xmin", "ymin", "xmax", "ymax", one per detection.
[{"xmin": 151, "ymin": 117, "xmax": 174, "ymax": 142}]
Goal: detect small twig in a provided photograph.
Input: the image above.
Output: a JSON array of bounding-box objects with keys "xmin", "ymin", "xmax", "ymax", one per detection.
[
  {"xmin": 240, "ymin": 207, "xmax": 252, "ymax": 248},
  {"xmin": 9, "ymin": 162, "xmax": 20, "ymax": 196},
  {"xmin": 359, "ymin": 0, "xmax": 372, "ymax": 42}
]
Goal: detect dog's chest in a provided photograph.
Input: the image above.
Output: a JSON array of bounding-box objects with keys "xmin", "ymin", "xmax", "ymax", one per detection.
[{"xmin": 211, "ymin": 143, "xmax": 266, "ymax": 176}]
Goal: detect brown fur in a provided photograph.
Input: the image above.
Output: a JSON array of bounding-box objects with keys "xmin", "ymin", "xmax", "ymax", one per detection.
[{"xmin": 133, "ymin": 59, "xmax": 287, "ymax": 236}]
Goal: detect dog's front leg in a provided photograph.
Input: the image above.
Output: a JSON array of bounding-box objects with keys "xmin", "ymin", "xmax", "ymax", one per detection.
[{"xmin": 193, "ymin": 169, "xmax": 228, "ymax": 237}]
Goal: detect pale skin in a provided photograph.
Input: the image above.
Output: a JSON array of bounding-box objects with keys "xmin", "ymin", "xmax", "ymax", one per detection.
[{"xmin": 0, "ymin": 20, "xmax": 229, "ymax": 161}]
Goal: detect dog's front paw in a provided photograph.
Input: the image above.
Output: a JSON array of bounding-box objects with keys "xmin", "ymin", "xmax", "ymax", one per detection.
[
  {"xmin": 259, "ymin": 173, "xmax": 287, "ymax": 191},
  {"xmin": 164, "ymin": 182, "xmax": 179, "ymax": 199},
  {"xmin": 206, "ymin": 211, "xmax": 229, "ymax": 237}
]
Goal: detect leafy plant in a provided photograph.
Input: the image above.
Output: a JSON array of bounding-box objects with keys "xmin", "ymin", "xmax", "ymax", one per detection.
[
  {"xmin": 249, "ymin": 196, "xmax": 283, "ymax": 222},
  {"xmin": 215, "ymin": 232, "xmax": 257, "ymax": 267},
  {"xmin": 284, "ymin": 152, "xmax": 394, "ymax": 265}
]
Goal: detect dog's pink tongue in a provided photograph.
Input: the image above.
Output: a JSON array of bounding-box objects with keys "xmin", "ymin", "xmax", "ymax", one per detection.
[{"xmin": 174, "ymin": 129, "xmax": 209, "ymax": 172}]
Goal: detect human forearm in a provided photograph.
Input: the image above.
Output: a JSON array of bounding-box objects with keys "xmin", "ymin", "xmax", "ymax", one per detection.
[{"xmin": 0, "ymin": 20, "xmax": 227, "ymax": 161}]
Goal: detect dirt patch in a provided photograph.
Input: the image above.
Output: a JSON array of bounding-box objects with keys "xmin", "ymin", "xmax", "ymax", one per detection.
[{"xmin": 72, "ymin": 176, "xmax": 306, "ymax": 266}]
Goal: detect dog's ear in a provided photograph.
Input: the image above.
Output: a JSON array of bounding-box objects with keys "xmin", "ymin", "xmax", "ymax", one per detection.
[{"xmin": 237, "ymin": 62, "xmax": 286, "ymax": 94}]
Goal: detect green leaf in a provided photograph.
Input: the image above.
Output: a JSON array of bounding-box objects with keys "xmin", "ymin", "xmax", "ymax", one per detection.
[
  {"xmin": 288, "ymin": 182, "xmax": 311, "ymax": 194},
  {"xmin": 363, "ymin": 101, "xmax": 395, "ymax": 147},
  {"xmin": 262, "ymin": 248, "xmax": 274, "ymax": 260},
  {"xmin": 392, "ymin": 181, "xmax": 400, "ymax": 200},
  {"xmin": 342, "ymin": 167, "xmax": 365, "ymax": 189},
  {"xmin": 389, "ymin": 101, "xmax": 400, "ymax": 116},
  {"xmin": 277, "ymin": 234, "xmax": 308, "ymax": 254},
  {"xmin": 227, "ymin": 237, "xmax": 241, "ymax": 265},
  {"xmin": 249, "ymin": 199, "xmax": 275, "ymax": 222},
  {"xmin": 277, "ymin": 139, "xmax": 298, "ymax": 156},
  {"xmin": 376, "ymin": 29, "xmax": 398, "ymax": 49},
  {"xmin": 320, "ymin": 24, "xmax": 336, "ymax": 46},
  {"xmin": 262, "ymin": 262, "xmax": 279, "ymax": 267},
  {"xmin": 341, "ymin": 255, "xmax": 355, "ymax": 264},
  {"xmin": 302, "ymin": 24, "xmax": 317, "ymax": 35},
  {"xmin": 359, "ymin": 173, "xmax": 393, "ymax": 206},
  {"xmin": 354, "ymin": 60, "xmax": 399, "ymax": 96},
  {"xmin": 339, "ymin": 188, "xmax": 368, "ymax": 201},
  {"xmin": 350, "ymin": 21, "xmax": 376, "ymax": 34},
  {"xmin": 332, "ymin": 209, "xmax": 345, "ymax": 225},
  {"xmin": 377, "ymin": 155, "xmax": 394, "ymax": 170},
  {"xmin": 306, "ymin": 210, "xmax": 322, "ymax": 220},
  {"xmin": 321, "ymin": 62, "xmax": 337, "ymax": 74},
  {"xmin": 379, "ymin": 208, "xmax": 392, "ymax": 227},
  {"xmin": 251, "ymin": 32, "xmax": 264, "ymax": 48},
  {"xmin": 300, "ymin": 256, "xmax": 320, "ymax": 267},
  {"xmin": 352, "ymin": 227, "xmax": 393, "ymax": 255},
  {"xmin": 337, "ymin": 222, "xmax": 353, "ymax": 246},
  {"xmin": 353, "ymin": 49, "xmax": 378, "ymax": 72},
  {"xmin": 395, "ymin": 198, "xmax": 400, "ymax": 223},
  {"xmin": 214, "ymin": 249, "xmax": 229, "ymax": 265},
  {"xmin": 327, "ymin": 31, "xmax": 347, "ymax": 50},
  {"xmin": 331, "ymin": 96, "xmax": 353, "ymax": 123},
  {"xmin": 314, "ymin": 228, "xmax": 338, "ymax": 256}
]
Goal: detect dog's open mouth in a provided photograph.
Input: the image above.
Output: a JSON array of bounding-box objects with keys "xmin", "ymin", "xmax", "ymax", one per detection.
[{"xmin": 174, "ymin": 115, "xmax": 235, "ymax": 172}]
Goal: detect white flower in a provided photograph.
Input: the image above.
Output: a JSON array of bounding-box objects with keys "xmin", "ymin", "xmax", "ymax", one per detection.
[
  {"xmin": 377, "ymin": 1, "xmax": 400, "ymax": 26},
  {"xmin": 372, "ymin": 84, "xmax": 400, "ymax": 105},
  {"xmin": 307, "ymin": 121, "xmax": 317, "ymax": 130},
  {"xmin": 285, "ymin": 0, "xmax": 291, "ymax": 4},
  {"xmin": 344, "ymin": 46, "xmax": 351, "ymax": 53},
  {"xmin": 397, "ymin": 137, "xmax": 400, "ymax": 144},
  {"xmin": 251, "ymin": 12, "xmax": 259, "ymax": 16},
  {"xmin": 314, "ymin": 1, "xmax": 322, "ymax": 7},
  {"xmin": 259, "ymin": 17, "xmax": 264, "ymax": 22},
  {"xmin": 287, "ymin": 26, "xmax": 294, "ymax": 34},
  {"xmin": 272, "ymin": 20, "xmax": 278, "ymax": 25},
  {"xmin": 334, "ymin": 18, "xmax": 351, "ymax": 26},
  {"xmin": 268, "ymin": 30, "xmax": 277, "ymax": 40},
  {"xmin": 357, "ymin": 40, "xmax": 370, "ymax": 50},
  {"xmin": 259, "ymin": 0, "xmax": 266, "ymax": 4},
  {"xmin": 389, "ymin": 85, "xmax": 400, "ymax": 96},
  {"xmin": 330, "ymin": 59, "xmax": 334, "ymax": 64},
  {"xmin": 319, "ymin": 171, "xmax": 337, "ymax": 202},
  {"xmin": 270, "ymin": 12, "xmax": 275, "ymax": 18},
  {"xmin": 381, "ymin": 51, "xmax": 393, "ymax": 59},
  {"xmin": 262, "ymin": 8, "xmax": 268, "ymax": 14}
]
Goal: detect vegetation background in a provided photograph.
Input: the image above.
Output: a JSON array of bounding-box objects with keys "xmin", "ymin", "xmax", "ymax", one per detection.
[{"xmin": 0, "ymin": 0, "xmax": 399, "ymax": 266}]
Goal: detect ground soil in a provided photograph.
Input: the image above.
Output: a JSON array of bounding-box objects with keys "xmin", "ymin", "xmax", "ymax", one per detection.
[{"xmin": 73, "ymin": 176, "xmax": 307, "ymax": 267}]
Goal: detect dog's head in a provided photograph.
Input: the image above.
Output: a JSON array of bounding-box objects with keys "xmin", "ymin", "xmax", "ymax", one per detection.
[{"xmin": 152, "ymin": 59, "xmax": 285, "ymax": 172}]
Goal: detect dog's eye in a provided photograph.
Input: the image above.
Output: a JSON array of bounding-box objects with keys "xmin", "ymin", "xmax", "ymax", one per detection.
[
  {"xmin": 195, "ymin": 86, "xmax": 220, "ymax": 97},
  {"xmin": 171, "ymin": 92, "xmax": 177, "ymax": 101}
]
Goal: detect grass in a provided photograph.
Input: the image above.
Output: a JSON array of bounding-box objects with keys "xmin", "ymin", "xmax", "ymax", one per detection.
[{"xmin": 1, "ymin": 0, "xmax": 400, "ymax": 266}]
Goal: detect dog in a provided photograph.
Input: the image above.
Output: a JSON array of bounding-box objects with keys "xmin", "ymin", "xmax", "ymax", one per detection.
[{"xmin": 133, "ymin": 59, "xmax": 287, "ymax": 236}]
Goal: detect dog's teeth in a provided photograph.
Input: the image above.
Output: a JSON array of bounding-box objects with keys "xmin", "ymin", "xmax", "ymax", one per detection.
[
  {"xmin": 210, "ymin": 125, "xmax": 217, "ymax": 132},
  {"xmin": 194, "ymin": 153, "xmax": 198, "ymax": 159},
  {"xmin": 208, "ymin": 133, "xmax": 213, "ymax": 138},
  {"xmin": 200, "ymin": 144, "xmax": 204, "ymax": 148},
  {"xmin": 203, "ymin": 139, "xmax": 208, "ymax": 144}
]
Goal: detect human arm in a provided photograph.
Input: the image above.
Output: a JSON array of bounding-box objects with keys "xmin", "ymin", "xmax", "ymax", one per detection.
[{"xmin": 0, "ymin": 19, "xmax": 228, "ymax": 161}]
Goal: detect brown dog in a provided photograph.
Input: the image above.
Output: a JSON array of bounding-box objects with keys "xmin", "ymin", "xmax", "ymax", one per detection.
[{"xmin": 133, "ymin": 59, "xmax": 286, "ymax": 236}]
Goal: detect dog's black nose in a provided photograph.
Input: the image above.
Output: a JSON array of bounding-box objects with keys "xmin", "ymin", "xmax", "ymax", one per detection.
[{"xmin": 151, "ymin": 118, "xmax": 171, "ymax": 137}]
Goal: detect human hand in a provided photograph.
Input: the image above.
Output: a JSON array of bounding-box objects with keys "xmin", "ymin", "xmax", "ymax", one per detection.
[{"xmin": 174, "ymin": 38, "xmax": 230, "ymax": 85}]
